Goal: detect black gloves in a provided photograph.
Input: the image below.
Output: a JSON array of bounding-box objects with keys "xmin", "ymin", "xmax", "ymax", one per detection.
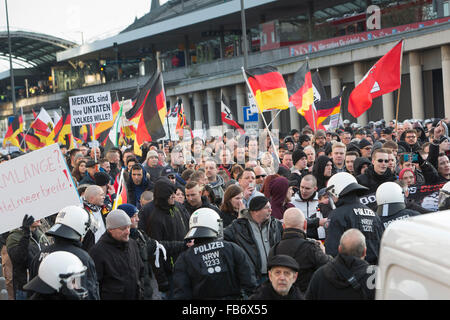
[{"xmin": 21, "ymin": 214, "xmax": 35, "ymax": 232}]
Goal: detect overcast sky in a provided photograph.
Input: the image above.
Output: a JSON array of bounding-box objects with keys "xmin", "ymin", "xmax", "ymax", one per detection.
[{"xmin": 0, "ymin": 0, "xmax": 164, "ymax": 71}]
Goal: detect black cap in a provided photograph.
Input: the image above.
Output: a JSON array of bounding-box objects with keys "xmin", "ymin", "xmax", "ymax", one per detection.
[
  {"xmin": 86, "ymin": 160, "xmax": 96, "ymax": 168},
  {"xmin": 267, "ymin": 255, "xmax": 299, "ymax": 272},
  {"xmin": 249, "ymin": 196, "xmax": 269, "ymax": 212},
  {"xmin": 382, "ymin": 127, "xmax": 393, "ymax": 134},
  {"xmin": 94, "ymin": 171, "xmax": 111, "ymax": 186},
  {"xmin": 292, "ymin": 149, "xmax": 307, "ymax": 166},
  {"xmin": 358, "ymin": 138, "xmax": 372, "ymax": 149}
]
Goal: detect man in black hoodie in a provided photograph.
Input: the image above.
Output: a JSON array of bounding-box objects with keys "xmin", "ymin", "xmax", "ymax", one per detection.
[
  {"xmin": 145, "ymin": 177, "xmax": 190, "ymax": 299},
  {"xmin": 306, "ymin": 229, "xmax": 376, "ymax": 300}
]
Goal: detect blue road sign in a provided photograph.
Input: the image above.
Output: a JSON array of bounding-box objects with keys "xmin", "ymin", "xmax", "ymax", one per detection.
[{"xmin": 243, "ymin": 106, "xmax": 258, "ymax": 122}]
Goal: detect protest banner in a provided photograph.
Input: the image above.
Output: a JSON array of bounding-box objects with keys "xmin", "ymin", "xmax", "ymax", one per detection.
[
  {"xmin": 0, "ymin": 143, "xmax": 81, "ymax": 234},
  {"xmin": 358, "ymin": 182, "xmax": 445, "ymax": 213},
  {"xmin": 69, "ymin": 91, "xmax": 113, "ymax": 127}
]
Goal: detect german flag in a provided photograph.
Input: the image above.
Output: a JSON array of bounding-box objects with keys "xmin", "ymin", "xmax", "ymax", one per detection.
[
  {"xmin": 125, "ymin": 71, "xmax": 167, "ymax": 149},
  {"xmin": 47, "ymin": 112, "xmax": 74, "ymax": 148},
  {"xmin": 245, "ymin": 66, "xmax": 289, "ymax": 112},
  {"xmin": 24, "ymin": 132, "xmax": 46, "ymax": 150},
  {"xmin": 95, "ymin": 100, "xmax": 121, "ymax": 146},
  {"xmin": 315, "ymin": 94, "xmax": 342, "ymax": 127},
  {"xmin": 112, "ymin": 169, "xmax": 128, "ymax": 209},
  {"xmin": 2, "ymin": 115, "xmax": 23, "ymax": 148},
  {"xmin": 176, "ymin": 101, "xmax": 186, "ymax": 136},
  {"xmin": 286, "ymin": 62, "xmax": 319, "ymax": 130}
]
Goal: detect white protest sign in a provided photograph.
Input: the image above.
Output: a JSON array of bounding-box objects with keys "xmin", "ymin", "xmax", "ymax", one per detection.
[
  {"xmin": 0, "ymin": 143, "xmax": 81, "ymax": 233},
  {"xmin": 69, "ymin": 91, "xmax": 113, "ymax": 127}
]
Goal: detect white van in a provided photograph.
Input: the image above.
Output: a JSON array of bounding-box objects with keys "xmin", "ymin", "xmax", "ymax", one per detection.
[{"xmin": 376, "ymin": 210, "xmax": 450, "ymax": 299}]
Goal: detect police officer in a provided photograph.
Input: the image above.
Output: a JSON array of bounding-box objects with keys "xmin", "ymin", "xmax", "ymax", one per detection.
[
  {"xmin": 29, "ymin": 205, "xmax": 100, "ymax": 300},
  {"xmin": 324, "ymin": 172, "xmax": 384, "ymax": 265},
  {"xmin": 24, "ymin": 251, "xmax": 89, "ymax": 300},
  {"xmin": 173, "ymin": 208, "xmax": 257, "ymax": 299},
  {"xmin": 376, "ymin": 182, "xmax": 420, "ymax": 229},
  {"xmin": 438, "ymin": 181, "xmax": 450, "ymax": 210}
]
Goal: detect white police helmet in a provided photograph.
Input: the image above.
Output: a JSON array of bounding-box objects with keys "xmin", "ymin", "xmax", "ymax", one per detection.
[
  {"xmin": 438, "ymin": 181, "xmax": 450, "ymax": 210},
  {"xmin": 326, "ymin": 172, "xmax": 368, "ymax": 199},
  {"xmin": 376, "ymin": 182, "xmax": 406, "ymax": 216},
  {"xmin": 23, "ymin": 251, "xmax": 87, "ymax": 298},
  {"xmin": 184, "ymin": 208, "xmax": 223, "ymax": 240},
  {"xmin": 46, "ymin": 206, "xmax": 91, "ymax": 240}
]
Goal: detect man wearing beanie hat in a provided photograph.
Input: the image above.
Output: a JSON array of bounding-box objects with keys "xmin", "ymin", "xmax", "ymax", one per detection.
[
  {"xmin": 289, "ymin": 149, "xmax": 308, "ymax": 187},
  {"xmin": 358, "ymin": 139, "xmax": 373, "ymax": 159},
  {"xmin": 143, "ymin": 150, "xmax": 163, "ymax": 183},
  {"xmin": 224, "ymin": 196, "xmax": 283, "ymax": 285},
  {"xmin": 250, "ymin": 254, "xmax": 303, "ymax": 300},
  {"xmin": 89, "ymin": 209, "xmax": 144, "ymax": 300}
]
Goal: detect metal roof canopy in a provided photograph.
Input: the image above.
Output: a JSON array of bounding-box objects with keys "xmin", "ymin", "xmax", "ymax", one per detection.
[
  {"xmin": 0, "ymin": 30, "xmax": 76, "ymax": 70},
  {"xmin": 56, "ymin": 0, "xmax": 370, "ymax": 64}
]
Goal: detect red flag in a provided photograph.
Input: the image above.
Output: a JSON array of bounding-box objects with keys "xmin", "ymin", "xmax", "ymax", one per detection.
[{"xmin": 348, "ymin": 40, "xmax": 404, "ymax": 118}]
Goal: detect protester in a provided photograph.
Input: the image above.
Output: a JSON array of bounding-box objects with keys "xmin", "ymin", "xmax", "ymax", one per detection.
[
  {"xmin": 306, "ymin": 229, "xmax": 376, "ymax": 300},
  {"xmin": 249, "ymin": 254, "xmax": 303, "ymax": 300},
  {"xmin": 268, "ymin": 208, "xmax": 331, "ymax": 294},
  {"xmin": 224, "ymin": 196, "xmax": 283, "ymax": 285},
  {"xmin": 89, "ymin": 209, "xmax": 144, "ymax": 300},
  {"xmin": 6, "ymin": 215, "xmax": 50, "ymax": 300}
]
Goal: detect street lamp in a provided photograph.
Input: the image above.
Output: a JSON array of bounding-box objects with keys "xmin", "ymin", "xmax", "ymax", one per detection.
[
  {"xmin": 5, "ymin": 0, "xmax": 17, "ymax": 115},
  {"xmin": 240, "ymin": 0, "xmax": 249, "ymax": 70}
]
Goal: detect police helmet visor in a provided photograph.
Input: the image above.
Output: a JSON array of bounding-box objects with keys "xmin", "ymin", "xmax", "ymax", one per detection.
[{"xmin": 184, "ymin": 226, "xmax": 218, "ymax": 240}]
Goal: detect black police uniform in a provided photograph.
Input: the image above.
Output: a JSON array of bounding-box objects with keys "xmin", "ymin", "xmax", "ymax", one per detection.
[
  {"xmin": 377, "ymin": 204, "xmax": 421, "ymax": 230},
  {"xmin": 173, "ymin": 239, "xmax": 257, "ymax": 299},
  {"xmin": 324, "ymin": 193, "xmax": 384, "ymax": 265}
]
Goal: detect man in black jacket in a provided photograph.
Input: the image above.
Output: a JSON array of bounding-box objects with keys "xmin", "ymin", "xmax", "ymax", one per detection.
[
  {"xmin": 268, "ymin": 208, "xmax": 332, "ymax": 293},
  {"xmin": 29, "ymin": 206, "xmax": 100, "ymax": 300},
  {"xmin": 89, "ymin": 209, "xmax": 144, "ymax": 300},
  {"xmin": 6, "ymin": 215, "xmax": 50, "ymax": 300},
  {"xmin": 325, "ymin": 172, "xmax": 384, "ymax": 265},
  {"xmin": 250, "ymin": 255, "xmax": 303, "ymax": 300},
  {"xmin": 357, "ymin": 148, "xmax": 396, "ymax": 210},
  {"xmin": 144, "ymin": 177, "xmax": 190, "ymax": 299},
  {"xmin": 224, "ymin": 196, "xmax": 283, "ymax": 285},
  {"xmin": 306, "ymin": 229, "xmax": 376, "ymax": 300},
  {"xmin": 173, "ymin": 208, "xmax": 257, "ymax": 299}
]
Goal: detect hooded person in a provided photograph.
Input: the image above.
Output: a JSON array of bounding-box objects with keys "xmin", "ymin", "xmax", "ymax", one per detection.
[
  {"xmin": 353, "ymin": 157, "xmax": 372, "ymax": 177},
  {"xmin": 144, "ymin": 177, "xmax": 190, "ymax": 299},
  {"xmin": 312, "ymin": 156, "xmax": 333, "ymax": 190},
  {"xmin": 268, "ymin": 176, "xmax": 295, "ymax": 220}
]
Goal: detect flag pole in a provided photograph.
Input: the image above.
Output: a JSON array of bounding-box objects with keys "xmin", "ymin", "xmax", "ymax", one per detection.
[
  {"xmin": 394, "ymin": 39, "xmax": 405, "ymax": 135},
  {"xmin": 112, "ymin": 168, "xmax": 125, "ymax": 210},
  {"xmin": 267, "ymin": 109, "xmax": 282, "ymax": 129},
  {"xmin": 241, "ymin": 67, "xmax": 280, "ymax": 164}
]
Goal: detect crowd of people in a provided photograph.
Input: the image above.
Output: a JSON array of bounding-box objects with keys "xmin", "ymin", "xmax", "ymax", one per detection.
[{"xmin": 1, "ymin": 116, "xmax": 450, "ymax": 300}]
